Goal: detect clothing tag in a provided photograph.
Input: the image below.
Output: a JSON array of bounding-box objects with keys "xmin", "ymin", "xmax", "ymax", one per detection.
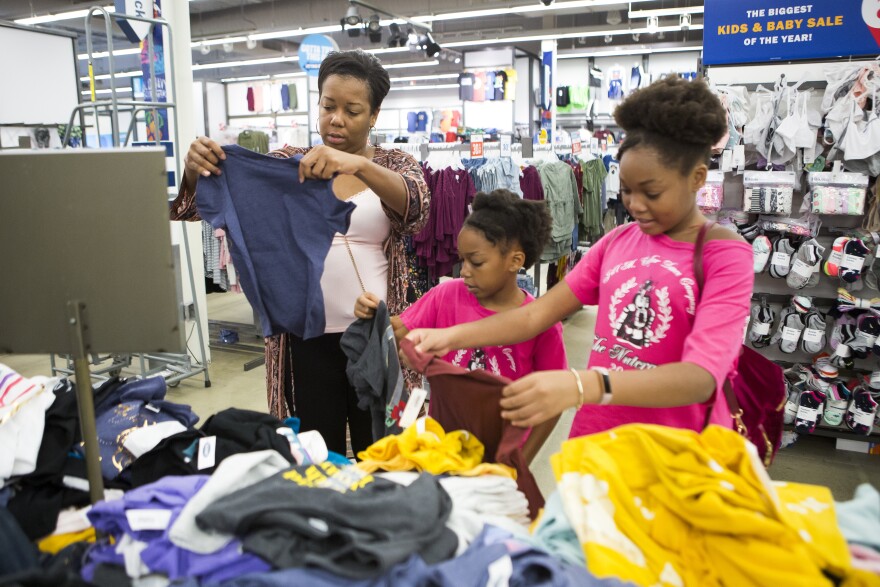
[
  {"xmin": 828, "ymin": 249, "xmax": 843, "ymax": 266},
  {"xmin": 571, "ymin": 140, "xmax": 582, "ymax": 154},
  {"xmin": 197, "ymin": 436, "xmax": 217, "ymax": 470},
  {"xmin": 802, "ymin": 328, "xmax": 824, "ymax": 344},
  {"xmin": 590, "ymin": 137, "xmax": 599, "ymax": 152},
  {"xmin": 782, "ymin": 326, "xmax": 802, "ymax": 342},
  {"xmin": 831, "ymin": 343, "xmax": 851, "ymax": 358},
  {"xmin": 811, "ymin": 262, "xmax": 820, "ymax": 274},
  {"xmin": 753, "ymin": 322, "xmax": 771, "ymax": 336},
  {"xmin": 803, "ymin": 148, "xmax": 816, "ymax": 165},
  {"xmin": 856, "ymin": 331, "xmax": 878, "ymax": 347},
  {"xmin": 721, "ymin": 149, "xmax": 733, "ymax": 172},
  {"xmin": 144, "ymin": 403, "xmax": 161, "ymax": 413},
  {"xmin": 733, "ymin": 144, "xmax": 745, "ymax": 170},
  {"xmin": 500, "ymin": 134, "xmax": 512, "ymax": 158},
  {"xmin": 126, "ymin": 509, "xmax": 172, "ymax": 531},
  {"xmin": 399, "ymin": 387, "xmax": 428, "ymax": 429},
  {"xmin": 796, "ymin": 405, "xmax": 819, "ymax": 423},
  {"xmin": 871, "ymin": 371, "xmax": 880, "ymax": 387},
  {"xmin": 832, "ymin": 160, "xmax": 843, "ymax": 175},
  {"xmin": 416, "ymin": 416, "xmax": 427, "ymax": 435},
  {"xmin": 790, "ymin": 258, "xmax": 812, "ymax": 278},
  {"xmin": 851, "ymin": 406, "xmax": 875, "ymax": 427},
  {"xmin": 470, "ymin": 134, "xmax": 484, "ymax": 158},
  {"xmin": 842, "ymin": 254, "xmax": 865, "ymax": 271},
  {"xmin": 771, "ymin": 252, "xmax": 792, "ymax": 267}
]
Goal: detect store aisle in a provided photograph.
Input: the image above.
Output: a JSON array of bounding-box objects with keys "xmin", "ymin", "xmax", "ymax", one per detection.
[{"xmin": 2, "ymin": 293, "xmax": 877, "ymax": 501}]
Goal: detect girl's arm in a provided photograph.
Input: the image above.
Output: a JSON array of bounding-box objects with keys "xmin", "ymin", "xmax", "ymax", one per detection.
[
  {"xmin": 407, "ymin": 281, "xmax": 583, "ymax": 356},
  {"xmin": 499, "ymin": 362, "xmax": 716, "ymax": 428}
]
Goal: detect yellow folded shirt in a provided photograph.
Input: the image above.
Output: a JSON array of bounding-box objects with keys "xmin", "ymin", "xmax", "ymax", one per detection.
[
  {"xmin": 37, "ymin": 527, "xmax": 96, "ymax": 554},
  {"xmin": 356, "ymin": 417, "xmax": 515, "ymax": 479}
]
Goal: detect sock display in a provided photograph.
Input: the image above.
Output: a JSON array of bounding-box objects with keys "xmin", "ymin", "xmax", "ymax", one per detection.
[
  {"xmin": 840, "ymin": 238, "xmax": 869, "ymax": 284},
  {"xmin": 787, "ymin": 240, "xmax": 823, "ymax": 290},
  {"xmin": 749, "ymin": 303, "xmax": 775, "ymax": 348},
  {"xmin": 768, "ymin": 237, "xmax": 794, "ymax": 279},
  {"xmin": 800, "ymin": 311, "xmax": 827, "ymax": 355},
  {"xmin": 851, "ymin": 314, "xmax": 880, "ymax": 359},
  {"xmin": 824, "ymin": 236, "xmax": 850, "ymax": 277},
  {"xmin": 753, "ymin": 235, "xmax": 772, "ymax": 273},
  {"xmin": 795, "ymin": 388, "xmax": 826, "ymax": 434},
  {"xmin": 845, "ymin": 386, "xmax": 878, "ymax": 435}
]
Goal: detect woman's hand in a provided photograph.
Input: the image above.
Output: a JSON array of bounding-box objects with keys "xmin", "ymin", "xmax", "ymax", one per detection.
[
  {"xmin": 298, "ymin": 145, "xmax": 367, "ymax": 183},
  {"xmin": 184, "ymin": 137, "xmax": 225, "ymax": 190},
  {"xmin": 354, "ymin": 292, "xmax": 380, "ymax": 319},
  {"xmin": 405, "ymin": 328, "xmax": 458, "ymax": 357},
  {"xmin": 499, "ymin": 370, "xmax": 581, "ymax": 428}
]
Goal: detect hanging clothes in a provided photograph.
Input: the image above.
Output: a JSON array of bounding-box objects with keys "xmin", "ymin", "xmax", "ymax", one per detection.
[
  {"xmin": 581, "ymin": 157, "xmax": 608, "ymax": 244},
  {"xmin": 536, "ymin": 160, "xmax": 582, "ymax": 263}
]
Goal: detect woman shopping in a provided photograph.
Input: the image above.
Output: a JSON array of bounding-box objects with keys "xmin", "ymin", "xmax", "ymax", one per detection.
[
  {"xmin": 408, "ymin": 76, "xmax": 754, "ymax": 438},
  {"xmin": 170, "ymin": 50, "xmax": 430, "ymax": 455}
]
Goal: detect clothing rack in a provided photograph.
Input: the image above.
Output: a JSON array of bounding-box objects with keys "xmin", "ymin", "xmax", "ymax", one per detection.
[{"xmin": 57, "ymin": 7, "xmax": 210, "ymax": 389}]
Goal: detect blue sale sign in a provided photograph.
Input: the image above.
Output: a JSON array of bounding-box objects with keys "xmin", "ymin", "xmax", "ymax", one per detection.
[{"xmin": 704, "ymin": 0, "xmax": 880, "ymax": 65}]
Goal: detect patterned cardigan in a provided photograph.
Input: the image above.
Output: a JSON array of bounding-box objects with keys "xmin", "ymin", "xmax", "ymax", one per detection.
[{"xmin": 169, "ymin": 145, "xmax": 431, "ymax": 418}]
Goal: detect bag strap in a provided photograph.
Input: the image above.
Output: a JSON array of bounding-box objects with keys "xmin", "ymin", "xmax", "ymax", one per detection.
[{"xmin": 693, "ymin": 222, "xmax": 745, "ymax": 431}]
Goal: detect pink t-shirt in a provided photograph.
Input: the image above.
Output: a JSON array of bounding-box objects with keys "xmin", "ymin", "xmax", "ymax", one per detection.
[
  {"xmin": 401, "ymin": 279, "xmax": 568, "ymax": 379},
  {"xmin": 564, "ymin": 223, "xmax": 753, "ymax": 437}
]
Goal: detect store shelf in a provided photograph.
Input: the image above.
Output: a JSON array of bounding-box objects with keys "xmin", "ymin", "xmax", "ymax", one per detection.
[{"xmin": 784, "ymin": 423, "xmax": 880, "ymax": 442}]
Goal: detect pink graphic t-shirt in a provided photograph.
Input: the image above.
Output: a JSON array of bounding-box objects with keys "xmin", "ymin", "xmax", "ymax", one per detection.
[
  {"xmin": 565, "ymin": 223, "xmax": 754, "ymax": 437},
  {"xmin": 401, "ymin": 279, "xmax": 568, "ymax": 379}
]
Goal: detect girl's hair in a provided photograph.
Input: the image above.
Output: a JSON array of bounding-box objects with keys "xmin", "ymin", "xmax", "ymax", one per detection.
[
  {"xmin": 614, "ymin": 76, "xmax": 727, "ymax": 174},
  {"xmin": 317, "ymin": 50, "xmax": 390, "ymax": 113},
  {"xmin": 463, "ymin": 189, "xmax": 552, "ymax": 269}
]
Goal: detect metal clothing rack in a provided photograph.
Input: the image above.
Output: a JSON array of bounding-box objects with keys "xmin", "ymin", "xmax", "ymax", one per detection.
[{"xmin": 57, "ymin": 6, "xmax": 210, "ymax": 389}]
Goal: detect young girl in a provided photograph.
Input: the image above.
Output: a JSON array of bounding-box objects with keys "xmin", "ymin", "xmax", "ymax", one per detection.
[
  {"xmin": 407, "ymin": 77, "xmax": 754, "ymax": 438},
  {"xmin": 355, "ymin": 188, "xmax": 567, "ymax": 381}
]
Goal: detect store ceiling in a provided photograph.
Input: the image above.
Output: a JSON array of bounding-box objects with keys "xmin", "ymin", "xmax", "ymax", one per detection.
[{"xmin": 1, "ymin": 0, "xmax": 704, "ymax": 87}]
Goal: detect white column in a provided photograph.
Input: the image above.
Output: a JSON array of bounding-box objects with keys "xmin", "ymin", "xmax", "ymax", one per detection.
[{"xmin": 164, "ymin": 0, "xmax": 211, "ymax": 364}]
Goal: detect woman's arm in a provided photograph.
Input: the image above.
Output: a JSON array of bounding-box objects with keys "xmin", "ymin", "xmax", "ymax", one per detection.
[
  {"xmin": 407, "ymin": 281, "xmax": 583, "ymax": 356},
  {"xmin": 499, "ymin": 362, "xmax": 716, "ymax": 428}
]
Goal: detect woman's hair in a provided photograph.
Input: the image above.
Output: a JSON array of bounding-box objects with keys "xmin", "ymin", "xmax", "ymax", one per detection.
[
  {"xmin": 317, "ymin": 50, "xmax": 390, "ymax": 113},
  {"xmin": 614, "ymin": 76, "xmax": 727, "ymax": 174},
  {"xmin": 463, "ymin": 189, "xmax": 552, "ymax": 269}
]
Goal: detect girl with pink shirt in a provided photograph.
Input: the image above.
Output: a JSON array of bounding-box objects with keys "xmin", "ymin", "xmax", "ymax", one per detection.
[{"xmin": 408, "ymin": 77, "xmax": 754, "ymax": 437}]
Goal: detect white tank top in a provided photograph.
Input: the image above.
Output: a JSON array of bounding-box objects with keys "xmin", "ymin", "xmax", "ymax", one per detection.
[{"xmin": 322, "ymin": 189, "xmax": 391, "ymax": 333}]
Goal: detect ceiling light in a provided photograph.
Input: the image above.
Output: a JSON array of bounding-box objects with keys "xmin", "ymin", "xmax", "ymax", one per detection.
[
  {"xmin": 680, "ymin": 14, "xmax": 692, "ymax": 30},
  {"xmin": 367, "ymin": 14, "xmax": 381, "ymax": 33},
  {"xmin": 629, "ymin": 6, "xmax": 704, "ymax": 19},
  {"xmin": 272, "ymin": 72, "xmax": 308, "ymax": 79},
  {"xmin": 646, "ymin": 16, "xmax": 658, "ymax": 33},
  {"xmin": 391, "ymin": 73, "xmax": 459, "ymax": 82},
  {"xmin": 436, "ymin": 24, "xmax": 704, "ymax": 50},
  {"xmin": 15, "ymin": 5, "xmax": 114, "ymax": 25},
  {"xmin": 192, "ymin": 55, "xmax": 299, "ymax": 70},
  {"xmin": 77, "ymin": 48, "xmax": 141, "ymax": 60},
  {"xmin": 409, "ymin": 0, "xmax": 661, "ymax": 24},
  {"xmin": 424, "ymin": 33, "xmax": 441, "ymax": 58},
  {"xmin": 453, "ymin": 55, "xmax": 461, "ymax": 64},
  {"xmin": 604, "ymin": 34, "xmax": 612, "ymax": 43},
  {"xmin": 79, "ymin": 70, "xmax": 141, "ymax": 81},
  {"xmin": 81, "ymin": 87, "xmax": 133, "ymax": 96},
  {"xmin": 200, "ymin": 45, "xmax": 210, "ymax": 55},
  {"xmin": 220, "ymin": 75, "xmax": 271, "ymax": 83},
  {"xmin": 606, "ymin": 10, "xmax": 622, "ymax": 26},
  {"xmin": 246, "ymin": 38, "xmax": 257, "ymax": 50},
  {"xmin": 557, "ymin": 44, "xmax": 702, "ymax": 59},
  {"xmin": 222, "ymin": 42, "xmax": 234, "ymax": 53},
  {"xmin": 344, "ymin": 5, "xmax": 362, "ymax": 26},
  {"xmin": 194, "ymin": 36, "xmax": 249, "ymax": 47},
  {"xmin": 389, "ymin": 83, "xmax": 458, "ymax": 92},
  {"xmin": 632, "ymin": 33, "xmax": 640, "ymax": 41},
  {"xmin": 383, "ymin": 60, "xmax": 440, "ymax": 70}
]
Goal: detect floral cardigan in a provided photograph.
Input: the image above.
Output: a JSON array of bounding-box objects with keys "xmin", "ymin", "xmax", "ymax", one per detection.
[{"xmin": 170, "ymin": 145, "xmax": 430, "ymax": 418}]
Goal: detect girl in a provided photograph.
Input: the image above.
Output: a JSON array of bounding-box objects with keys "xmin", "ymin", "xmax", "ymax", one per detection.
[
  {"xmin": 408, "ymin": 77, "xmax": 754, "ymax": 438},
  {"xmin": 355, "ymin": 188, "xmax": 567, "ymax": 381}
]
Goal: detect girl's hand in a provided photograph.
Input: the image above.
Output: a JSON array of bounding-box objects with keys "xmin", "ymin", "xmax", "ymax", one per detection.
[
  {"xmin": 405, "ymin": 328, "xmax": 457, "ymax": 357},
  {"xmin": 500, "ymin": 370, "xmax": 581, "ymax": 428},
  {"xmin": 354, "ymin": 292, "xmax": 380, "ymax": 319},
  {"xmin": 298, "ymin": 145, "xmax": 366, "ymax": 183}
]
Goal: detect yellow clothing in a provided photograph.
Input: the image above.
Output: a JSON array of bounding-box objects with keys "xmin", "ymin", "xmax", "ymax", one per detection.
[
  {"xmin": 551, "ymin": 424, "xmax": 858, "ymax": 587},
  {"xmin": 37, "ymin": 527, "xmax": 96, "ymax": 554},
  {"xmin": 356, "ymin": 417, "xmax": 516, "ymax": 479}
]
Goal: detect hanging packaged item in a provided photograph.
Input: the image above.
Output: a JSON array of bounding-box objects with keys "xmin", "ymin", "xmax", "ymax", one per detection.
[
  {"xmin": 743, "ymin": 170, "xmax": 796, "ymax": 215},
  {"xmin": 805, "ymin": 171, "xmax": 869, "ymax": 215},
  {"xmin": 697, "ymin": 170, "xmax": 725, "ymax": 212},
  {"xmin": 757, "ymin": 213, "xmax": 821, "ymax": 238}
]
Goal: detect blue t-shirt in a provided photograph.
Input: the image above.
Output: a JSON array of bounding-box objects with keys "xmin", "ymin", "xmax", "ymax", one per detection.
[
  {"xmin": 196, "ymin": 145, "xmax": 354, "ymax": 339},
  {"xmin": 407, "ymin": 111, "xmax": 418, "ymax": 133},
  {"xmin": 416, "ymin": 111, "xmax": 428, "ymax": 132}
]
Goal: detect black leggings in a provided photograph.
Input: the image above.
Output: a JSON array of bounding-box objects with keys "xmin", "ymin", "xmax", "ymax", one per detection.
[{"xmin": 288, "ymin": 332, "xmax": 373, "ymax": 456}]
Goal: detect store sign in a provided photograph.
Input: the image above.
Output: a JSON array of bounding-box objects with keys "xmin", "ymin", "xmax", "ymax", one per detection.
[
  {"xmin": 114, "ymin": 0, "xmax": 154, "ymax": 43},
  {"xmin": 298, "ymin": 34, "xmax": 339, "ymax": 77},
  {"xmin": 572, "ymin": 140, "xmax": 581, "ymax": 155},
  {"xmin": 500, "ymin": 134, "xmax": 512, "ymax": 157},
  {"xmin": 470, "ymin": 134, "xmax": 484, "ymax": 158},
  {"xmin": 703, "ymin": 0, "xmax": 880, "ymax": 65}
]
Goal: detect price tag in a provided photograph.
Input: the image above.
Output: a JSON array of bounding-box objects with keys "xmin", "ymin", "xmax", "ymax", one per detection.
[
  {"xmin": 771, "ymin": 252, "xmax": 792, "ymax": 267},
  {"xmin": 470, "ymin": 134, "xmax": 484, "ymax": 158},
  {"xmin": 499, "ymin": 134, "xmax": 512, "ymax": 158},
  {"xmin": 733, "ymin": 144, "xmax": 745, "ymax": 170},
  {"xmin": 399, "ymin": 387, "xmax": 428, "ymax": 429},
  {"xmin": 197, "ymin": 436, "xmax": 217, "ymax": 470},
  {"xmin": 871, "ymin": 371, "xmax": 880, "ymax": 387},
  {"xmin": 752, "ymin": 322, "xmax": 771, "ymax": 336},
  {"xmin": 572, "ymin": 140, "xmax": 581, "ymax": 154},
  {"xmin": 721, "ymin": 149, "xmax": 733, "ymax": 172},
  {"xmin": 126, "ymin": 509, "xmax": 172, "ymax": 531},
  {"xmin": 781, "ymin": 326, "xmax": 801, "ymax": 342},
  {"xmin": 797, "ymin": 405, "xmax": 819, "ymax": 423},
  {"xmin": 590, "ymin": 138, "xmax": 599, "ymax": 152},
  {"xmin": 856, "ymin": 331, "xmax": 878, "ymax": 348},
  {"xmin": 842, "ymin": 254, "xmax": 865, "ymax": 271},
  {"xmin": 851, "ymin": 406, "xmax": 876, "ymax": 427},
  {"xmin": 828, "ymin": 249, "xmax": 843, "ymax": 266},
  {"xmin": 802, "ymin": 328, "xmax": 824, "ymax": 344},
  {"xmin": 831, "ymin": 343, "xmax": 851, "ymax": 358},
  {"xmin": 790, "ymin": 258, "xmax": 812, "ymax": 278}
]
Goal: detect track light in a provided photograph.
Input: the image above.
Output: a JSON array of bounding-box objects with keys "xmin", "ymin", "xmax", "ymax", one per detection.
[
  {"xmin": 407, "ymin": 28, "xmax": 420, "ymax": 52},
  {"xmin": 424, "ymin": 33, "xmax": 441, "ymax": 57},
  {"xmin": 387, "ymin": 23, "xmax": 402, "ymax": 47},
  {"xmin": 646, "ymin": 15, "xmax": 658, "ymax": 32},
  {"xmin": 680, "ymin": 14, "xmax": 691, "ymax": 30},
  {"xmin": 222, "ymin": 41, "xmax": 234, "ymax": 53},
  {"xmin": 246, "ymin": 37, "xmax": 257, "ymax": 49},
  {"xmin": 344, "ymin": 5, "xmax": 362, "ymax": 26},
  {"xmin": 367, "ymin": 14, "xmax": 381, "ymax": 33},
  {"xmin": 606, "ymin": 10, "xmax": 621, "ymax": 25},
  {"xmin": 632, "ymin": 32, "xmax": 640, "ymax": 41},
  {"xmin": 604, "ymin": 34, "xmax": 612, "ymax": 43},
  {"xmin": 199, "ymin": 44, "xmax": 210, "ymax": 55}
]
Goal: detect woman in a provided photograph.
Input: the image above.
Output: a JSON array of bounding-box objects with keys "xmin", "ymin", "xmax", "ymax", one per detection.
[
  {"xmin": 171, "ymin": 50, "xmax": 430, "ymax": 455},
  {"xmin": 408, "ymin": 77, "xmax": 753, "ymax": 437}
]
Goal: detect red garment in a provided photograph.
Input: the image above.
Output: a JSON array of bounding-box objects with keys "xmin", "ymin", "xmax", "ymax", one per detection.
[
  {"xmin": 246, "ymin": 87, "xmax": 255, "ymax": 112},
  {"xmin": 400, "ymin": 339, "xmax": 544, "ymax": 518},
  {"xmin": 445, "ymin": 131, "xmax": 457, "ymax": 143}
]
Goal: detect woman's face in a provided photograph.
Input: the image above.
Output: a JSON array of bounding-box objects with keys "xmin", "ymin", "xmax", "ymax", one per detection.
[{"xmin": 318, "ymin": 74, "xmax": 378, "ymax": 155}]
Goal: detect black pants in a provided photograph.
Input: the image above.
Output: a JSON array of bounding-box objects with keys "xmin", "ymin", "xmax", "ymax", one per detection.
[{"xmin": 288, "ymin": 332, "xmax": 373, "ymax": 456}]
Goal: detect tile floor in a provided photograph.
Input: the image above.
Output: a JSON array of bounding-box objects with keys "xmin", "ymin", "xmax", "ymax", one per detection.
[{"xmin": 2, "ymin": 292, "xmax": 877, "ymax": 501}]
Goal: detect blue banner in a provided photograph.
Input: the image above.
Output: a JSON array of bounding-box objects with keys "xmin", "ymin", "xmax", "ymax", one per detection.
[
  {"xmin": 704, "ymin": 0, "xmax": 880, "ymax": 65},
  {"xmin": 140, "ymin": 0, "xmax": 168, "ymax": 141},
  {"xmin": 298, "ymin": 34, "xmax": 338, "ymax": 77}
]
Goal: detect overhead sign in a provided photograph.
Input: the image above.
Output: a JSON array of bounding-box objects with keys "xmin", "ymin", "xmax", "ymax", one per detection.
[
  {"xmin": 298, "ymin": 34, "xmax": 339, "ymax": 77},
  {"xmin": 703, "ymin": 0, "xmax": 880, "ymax": 65},
  {"xmin": 114, "ymin": 0, "xmax": 154, "ymax": 43}
]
